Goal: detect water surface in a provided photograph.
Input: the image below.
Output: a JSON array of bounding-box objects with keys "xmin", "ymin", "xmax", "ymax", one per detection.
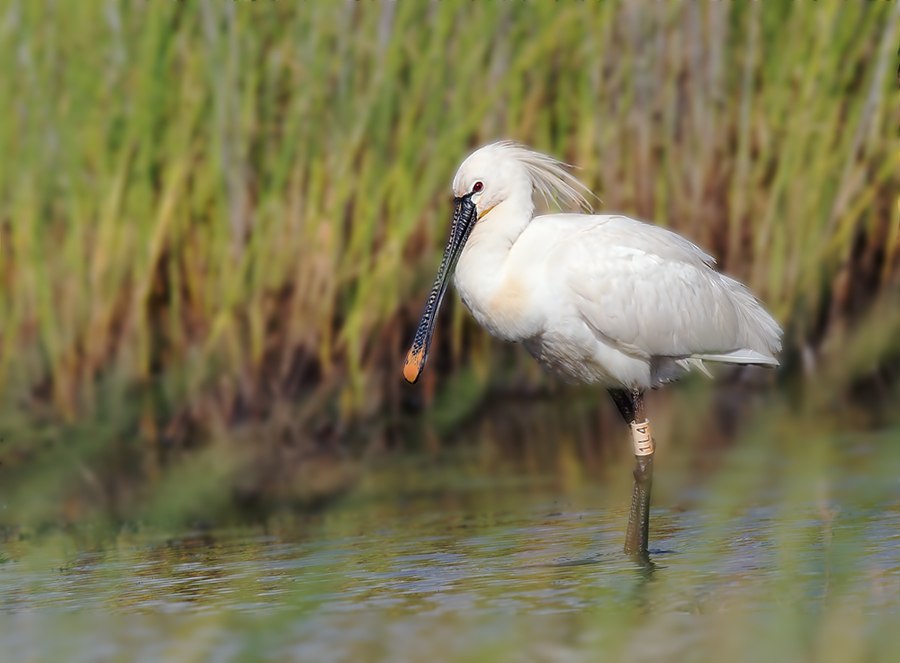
[{"xmin": 3, "ymin": 418, "xmax": 900, "ymax": 662}]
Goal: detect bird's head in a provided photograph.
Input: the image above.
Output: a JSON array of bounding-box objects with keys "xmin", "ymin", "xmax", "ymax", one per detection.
[
  {"xmin": 450, "ymin": 141, "xmax": 591, "ymax": 221},
  {"xmin": 402, "ymin": 142, "xmax": 592, "ymax": 384},
  {"xmin": 449, "ymin": 144, "xmax": 522, "ymax": 219}
]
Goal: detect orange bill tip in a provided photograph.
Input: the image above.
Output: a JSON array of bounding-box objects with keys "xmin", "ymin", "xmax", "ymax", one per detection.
[{"xmin": 403, "ymin": 347, "xmax": 425, "ymax": 384}]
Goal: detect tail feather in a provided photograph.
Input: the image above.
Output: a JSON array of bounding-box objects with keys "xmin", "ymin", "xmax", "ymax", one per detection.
[
  {"xmin": 675, "ymin": 357, "xmax": 713, "ymax": 377},
  {"xmin": 720, "ymin": 274, "xmax": 783, "ymax": 359},
  {"xmin": 652, "ymin": 350, "xmax": 776, "ymax": 387},
  {"xmin": 692, "ymin": 349, "xmax": 779, "ymax": 367}
]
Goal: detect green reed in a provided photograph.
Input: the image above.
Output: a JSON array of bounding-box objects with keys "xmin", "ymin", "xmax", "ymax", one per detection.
[{"xmin": 0, "ymin": 2, "xmax": 898, "ymax": 442}]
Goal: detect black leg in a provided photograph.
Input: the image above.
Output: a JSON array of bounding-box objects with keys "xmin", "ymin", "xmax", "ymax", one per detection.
[
  {"xmin": 625, "ymin": 454, "xmax": 653, "ymax": 557},
  {"xmin": 608, "ymin": 388, "xmax": 655, "ymax": 558}
]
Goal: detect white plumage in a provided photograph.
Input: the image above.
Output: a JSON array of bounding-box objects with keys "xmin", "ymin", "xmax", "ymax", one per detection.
[
  {"xmin": 402, "ymin": 141, "xmax": 783, "ymax": 556},
  {"xmin": 447, "ymin": 141, "xmax": 782, "ymax": 389}
]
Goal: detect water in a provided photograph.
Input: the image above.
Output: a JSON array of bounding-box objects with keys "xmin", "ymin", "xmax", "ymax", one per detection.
[{"xmin": 3, "ymin": 413, "xmax": 900, "ymax": 662}]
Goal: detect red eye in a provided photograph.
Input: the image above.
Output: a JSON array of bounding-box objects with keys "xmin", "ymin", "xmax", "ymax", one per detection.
[{"xmin": 472, "ymin": 181, "xmax": 484, "ymax": 193}]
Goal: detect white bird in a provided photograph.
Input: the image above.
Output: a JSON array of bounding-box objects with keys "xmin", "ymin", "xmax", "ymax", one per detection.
[{"xmin": 404, "ymin": 141, "xmax": 782, "ymax": 557}]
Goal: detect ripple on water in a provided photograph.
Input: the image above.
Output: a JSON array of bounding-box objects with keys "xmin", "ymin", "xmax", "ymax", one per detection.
[{"xmin": 3, "ymin": 449, "xmax": 900, "ymax": 661}]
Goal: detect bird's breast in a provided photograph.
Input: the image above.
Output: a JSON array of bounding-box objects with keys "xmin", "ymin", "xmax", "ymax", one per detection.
[{"xmin": 454, "ymin": 244, "xmax": 540, "ymax": 343}]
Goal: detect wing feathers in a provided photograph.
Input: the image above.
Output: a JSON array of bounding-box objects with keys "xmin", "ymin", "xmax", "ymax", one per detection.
[{"xmin": 558, "ymin": 215, "xmax": 782, "ymax": 363}]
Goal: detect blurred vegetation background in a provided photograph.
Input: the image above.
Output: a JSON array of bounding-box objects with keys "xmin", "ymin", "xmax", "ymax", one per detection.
[{"xmin": 0, "ymin": 1, "xmax": 899, "ymax": 526}]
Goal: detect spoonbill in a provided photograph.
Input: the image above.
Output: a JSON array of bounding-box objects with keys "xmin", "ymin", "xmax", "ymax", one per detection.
[{"xmin": 403, "ymin": 141, "xmax": 781, "ymax": 557}]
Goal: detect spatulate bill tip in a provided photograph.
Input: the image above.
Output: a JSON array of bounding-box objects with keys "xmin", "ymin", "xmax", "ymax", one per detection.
[{"xmin": 403, "ymin": 348, "xmax": 425, "ymax": 384}]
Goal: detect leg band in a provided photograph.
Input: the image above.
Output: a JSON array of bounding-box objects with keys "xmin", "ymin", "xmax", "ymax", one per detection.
[{"xmin": 630, "ymin": 420, "xmax": 654, "ymax": 456}]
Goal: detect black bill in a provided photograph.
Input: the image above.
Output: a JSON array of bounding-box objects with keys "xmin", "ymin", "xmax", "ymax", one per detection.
[{"xmin": 403, "ymin": 194, "xmax": 478, "ymax": 384}]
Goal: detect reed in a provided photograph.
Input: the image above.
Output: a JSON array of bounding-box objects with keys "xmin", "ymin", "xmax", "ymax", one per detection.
[{"xmin": 0, "ymin": 1, "xmax": 898, "ymax": 444}]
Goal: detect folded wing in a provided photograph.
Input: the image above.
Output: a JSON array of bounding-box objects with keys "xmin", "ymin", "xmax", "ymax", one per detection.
[{"xmin": 558, "ymin": 216, "xmax": 782, "ymax": 364}]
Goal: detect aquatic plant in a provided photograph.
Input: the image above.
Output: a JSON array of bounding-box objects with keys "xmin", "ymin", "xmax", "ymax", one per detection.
[{"xmin": 0, "ymin": 2, "xmax": 898, "ymax": 517}]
